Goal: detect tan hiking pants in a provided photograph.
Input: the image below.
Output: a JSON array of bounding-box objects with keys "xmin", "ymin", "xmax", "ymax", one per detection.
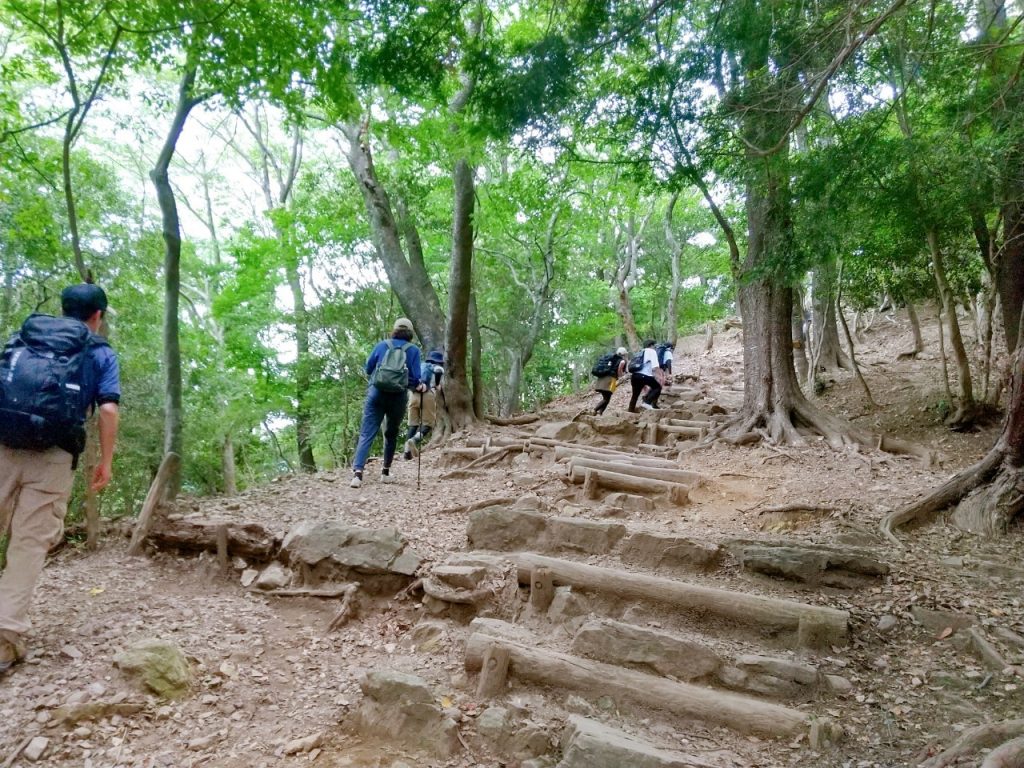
[
  {"xmin": 408, "ymin": 389, "xmax": 437, "ymax": 427},
  {"xmin": 0, "ymin": 445, "xmax": 74, "ymax": 637}
]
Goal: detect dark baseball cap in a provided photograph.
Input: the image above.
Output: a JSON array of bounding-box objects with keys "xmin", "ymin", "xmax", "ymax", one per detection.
[{"xmin": 61, "ymin": 283, "xmax": 109, "ymax": 320}]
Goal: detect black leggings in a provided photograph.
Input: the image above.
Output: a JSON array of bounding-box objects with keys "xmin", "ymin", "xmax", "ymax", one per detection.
[
  {"xmin": 594, "ymin": 390, "xmax": 613, "ymax": 414},
  {"xmin": 629, "ymin": 374, "xmax": 661, "ymax": 411}
]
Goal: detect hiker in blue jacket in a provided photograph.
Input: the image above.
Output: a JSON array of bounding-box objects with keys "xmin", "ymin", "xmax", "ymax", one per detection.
[{"xmin": 350, "ymin": 318, "xmax": 424, "ymax": 488}]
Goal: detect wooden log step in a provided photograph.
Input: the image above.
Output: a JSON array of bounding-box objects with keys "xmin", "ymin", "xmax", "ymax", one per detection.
[
  {"xmin": 464, "ymin": 633, "xmax": 808, "ymax": 738},
  {"xmin": 666, "ymin": 419, "xmax": 713, "ymax": 429},
  {"xmin": 457, "ymin": 552, "xmax": 848, "ymax": 647},
  {"xmin": 657, "ymin": 423, "xmax": 705, "ymax": 438},
  {"xmin": 442, "ymin": 446, "xmax": 487, "ymax": 460},
  {"xmin": 528, "ymin": 437, "xmax": 631, "ymax": 454},
  {"xmin": 466, "ymin": 437, "xmax": 528, "ymax": 449},
  {"xmin": 568, "ymin": 457, "xmax": 703, "ymax": 487},
  {"xmin": 553, "ymin": 445, "xmax": 680, "ymax": 470},
  {"xmin": 578, "ymin": 467, "xmax": 689, "ymax": 506},
  {"xmin": 147, "ymin": 516, "xmax": 280, "ymax": 559}
]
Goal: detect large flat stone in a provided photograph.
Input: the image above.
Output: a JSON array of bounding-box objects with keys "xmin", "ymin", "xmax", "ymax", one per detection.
[
  {"xmin": 571, "ymin": 619, "xmax": 721, "ymax": 680},
  {"xmin": 735, "ymin": 542, "xmax": 888, "ymax": 587},
  {"xmin": 282, "ymin": 521, "xmax": 422, "ymax": 576},
  {"xmin": 467, "ymin": 507, "xmax": 547, "ymax": 550},
  {"xmin": 620, "ymin": 532, "xmax": 723, "ymax": 571},
  {"xmin": 546, "ymin": 517, "xmax": 627, "ymax": 555},
  {"xmin": 557, "ymin": 715, "xmax": 703, "ymax": 768}
]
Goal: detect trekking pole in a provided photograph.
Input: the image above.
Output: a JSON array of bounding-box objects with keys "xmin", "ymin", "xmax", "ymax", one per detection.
[{"xmin": 416, "ymin": 391, "xmax": 424, "ymax": 491}]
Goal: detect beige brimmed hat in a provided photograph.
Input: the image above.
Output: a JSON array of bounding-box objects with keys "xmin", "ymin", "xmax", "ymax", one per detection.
[
  {"xmin": 616, "ymin": 346, "xmax": 627, "ymax": 355},
  {"xmin": 393, "ymin": 317, "xmax": 414, "ymax": 332}
]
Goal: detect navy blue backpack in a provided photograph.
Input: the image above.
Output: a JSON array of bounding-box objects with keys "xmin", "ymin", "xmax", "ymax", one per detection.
[{"xmin": 0, "ymin": 314, "xmax": 103, "ymax": 459}]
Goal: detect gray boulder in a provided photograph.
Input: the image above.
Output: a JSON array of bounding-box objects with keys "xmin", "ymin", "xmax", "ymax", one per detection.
[
  {"xmin": 557, "ymin": 716, "xmax": 702, "ymax": 768},
  {"xmin": 351, "ymin": 669, "xmax": 460, "ymax": 758},
  {"xmin": 467, "ymin": 507, "xmax": 547, "ymax": 550},
  {"xmin": 571, "ymin": 619, "xmax": 721, "ymax": 680},
  {"xmin": 282, "ymin": 522, "xmax": 422, "ymax": 577}
]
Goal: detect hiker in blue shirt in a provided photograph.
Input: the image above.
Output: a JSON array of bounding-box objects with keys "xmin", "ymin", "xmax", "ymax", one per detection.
[{"xmin": 350, "ymin": 318, "xmax": 424, "ymax": 488}]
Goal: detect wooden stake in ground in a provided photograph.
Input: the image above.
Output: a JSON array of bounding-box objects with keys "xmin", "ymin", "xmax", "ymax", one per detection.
[
  {"xmin": 127, "ymin": 452, "xmax": 181, "ymax": 556},
  {"xmin": 475, "ymin": 645, "xmax": 511, "ymax": 698}
]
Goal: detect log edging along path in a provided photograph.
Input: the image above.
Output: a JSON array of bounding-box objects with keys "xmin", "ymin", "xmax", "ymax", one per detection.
[
  {"xmin": 459, "ymin": 551, "xmax": 849, "ymax": 646},
  {"xmin": 464, "ymin": 633, "xmax": 810, "ymax": 738}
]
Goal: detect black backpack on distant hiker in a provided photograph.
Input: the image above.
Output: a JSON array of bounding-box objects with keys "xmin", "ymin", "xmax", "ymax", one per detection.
[
  {"xmin": 0, "ymin": 314, "xmax": 103, "ymax": 458},
  {"xmin": 370, "ymin": 340, "xmax": 410, "ymax": 393},
  {"xmin": 627, "ymin": 350, "xmax": 645, "ymax": 374},
  {"xmin": 656, "ymin": 343, "xmax": 672, "ymax": 368},
  {"xmin": 591, "ymin": 353, "xmax": 621, "ymax": 378}
]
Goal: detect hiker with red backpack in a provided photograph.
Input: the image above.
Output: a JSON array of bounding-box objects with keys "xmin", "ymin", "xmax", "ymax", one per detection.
[
  {"xmin": 591, "ymin": 346, "xmax": 628, "ymax": 415},
  {"xmin": 0, "ymin": 284, "xmax": 121, "ymax": 675},
  {"xmin": 350, "ymin": 318, "xmax": 425, "ymax": 488}
]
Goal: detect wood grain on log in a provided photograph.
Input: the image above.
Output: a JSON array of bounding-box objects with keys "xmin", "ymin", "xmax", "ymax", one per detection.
[
  {"xmin": 459, "ymin": 552, "xmax": 848, "ymax": 644},
  {"xmin": 568, "ymin": 456, "xmax": 703, "ymax": 486},
  {"xmin": 464, "ymin": 634, "xmax": 807, "ymax": 738}
]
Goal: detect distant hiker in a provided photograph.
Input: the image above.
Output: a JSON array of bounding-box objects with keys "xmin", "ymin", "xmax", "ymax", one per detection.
[
  {"xmin": 591, "ymin": 346, "xmax": 627, "ymax": 415},
  {"xmin": 0, "ymin": 284, "xmax": 121, "ymax": 675},
  {"xmin": 657, "ymin": 341, "xmax": 674, "ymax": 377},
  {"xmin": 627, "ymin": 339, "xmax": 662, "ymax": 412},
  {"xmin": 404, "ymin": 348, "xmax": 443, "ymax": 460},
  {"xmin": 350, "ymin": 318, "xmax": 425, "ymax": 488}
]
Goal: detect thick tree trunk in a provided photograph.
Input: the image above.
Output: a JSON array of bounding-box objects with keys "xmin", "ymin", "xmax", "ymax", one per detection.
[
  {"xmin": 792, "ymin": 291, "xmax": 808, "ymax": 382},
  {"xmin": 443, "ymin": 158, "xmax": 478, "ymax": 431},
  {"xmin": 998, "ymin": 201, "xmax": 1024, "ymax": 354},
  {"xmin": 342, "ymin": 123, "xmax": 446, "ymax": 349},
  {"xmin": 150, "ymin": 68, "xmax": 202, "ymax": 498},
  {"xmin": 810, "ymin": 262, "xmax": 851, "ymax": 373}
]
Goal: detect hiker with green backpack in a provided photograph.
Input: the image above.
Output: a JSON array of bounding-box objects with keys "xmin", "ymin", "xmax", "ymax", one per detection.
[{"xmin": 350, "ymin": 318, "xmax": 425, "ymax": 488}]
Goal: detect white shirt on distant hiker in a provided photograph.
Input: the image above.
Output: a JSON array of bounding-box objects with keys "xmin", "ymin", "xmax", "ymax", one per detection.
[{"xmin": 640, "ymin": 347, "xmax": 659, "ymax": 377}]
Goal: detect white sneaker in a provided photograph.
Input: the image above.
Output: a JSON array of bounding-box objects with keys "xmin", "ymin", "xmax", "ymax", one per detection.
[
  {"xmin": 349, "ymin": 475, "xmax": 362, "ymax": 488},
  {"xmin": 640, "ymin": 402, "xmax": 655, "ymax": 410},
  {"xmin": 381, "ymin": 473, "xmax": 396, "ymax": 484}
]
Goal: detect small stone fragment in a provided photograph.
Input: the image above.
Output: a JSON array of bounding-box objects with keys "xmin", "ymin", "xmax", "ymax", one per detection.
[
  {"xmin": 283, "ymin": 732, "xmax": 323, "ymax": 754},
  {"xmin": 240, "ymin": 569, "xmax": 258, "ymax": 587},
  {"xmin": 876, "ymin": 615, "xmax": 898, "ymax": 634},
  {"xmin": 23, "ymin": 736, "xmax": 49, "ymax": 762}
]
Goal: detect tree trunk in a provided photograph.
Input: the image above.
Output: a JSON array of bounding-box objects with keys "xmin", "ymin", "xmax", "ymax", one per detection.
[
  {"xmin": 287, "ymin": 256, "xmax": 316, "ymax": 472},
  {"xmin": 792, "ymin": 291, "xmax": 808, "ymax": 382},
  {"xmin": 469, "ymin": 292, "xmax": 484, "ymax": 419},
  {"xmin": 928, "ymin": 228, "xmax": 976, "ymax": 423},
  {"xmin": 443, "ymin": 158, "xmax": 478, "ymax": 431},
  {"xmin": 150, "ymin": 68, "xmax": 202, "ymax": 498},
  {"xmin": 503, "ymin": 354, "xmax": 524, "ymax": 417},
  {"xmin": 342, "ymin": 123, "xmax": 446, "ymax": 350},
  {"xmin": 810, "ymin": 262, "xmax": 851, "ymax": 373},
  {"xmin": 998, "ymin": 202, "xmax": 1024, "ymax": 354},
  {"xmin": 222, "ymin": 434, "xmax": 237, "ymax": 496},
  {"xmin": 906, "ymin": 299, "xmax": 924, "ymax": 356},
  {"xmin": 664, "ymin": 191, "xmax": 683, "ymax": 347}
]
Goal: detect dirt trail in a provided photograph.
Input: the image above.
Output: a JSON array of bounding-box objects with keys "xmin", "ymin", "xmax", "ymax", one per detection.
[{"xmin": 1, "ymin": 307, "xmax": 1022, "ymax": 768}]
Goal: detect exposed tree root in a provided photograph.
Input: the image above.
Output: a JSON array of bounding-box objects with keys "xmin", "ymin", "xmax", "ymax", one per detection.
[
  {"xmin": 699, "ymin": 399, "xmax": 935, "ymax": 469},
  {"xmin": 437, "ymin": 496, "xmax": 518, "ymax": 516},
  {"xmin": 486, "ymin": 413, "xmax": 539, "ymax": 426},
  {"xmin": 981, "ymin": 736, "xmax": 1024, "ymax": 768},
  {"xmin": 879, "ymin": 449, "xmax": 1005, "ymax": 545},
  {"xmin": 325, "ymin": 583, "xmax": 360, "ymax": 632},
  {"xmin": 919, "ymin": 719, "xmax": 1024, "ymax": 768}
]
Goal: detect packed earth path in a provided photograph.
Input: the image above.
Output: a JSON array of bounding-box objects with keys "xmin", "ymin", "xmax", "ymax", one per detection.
[{"xmin": 2, "ymin": 307, "xmax": 1023, "ymax": 768}]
